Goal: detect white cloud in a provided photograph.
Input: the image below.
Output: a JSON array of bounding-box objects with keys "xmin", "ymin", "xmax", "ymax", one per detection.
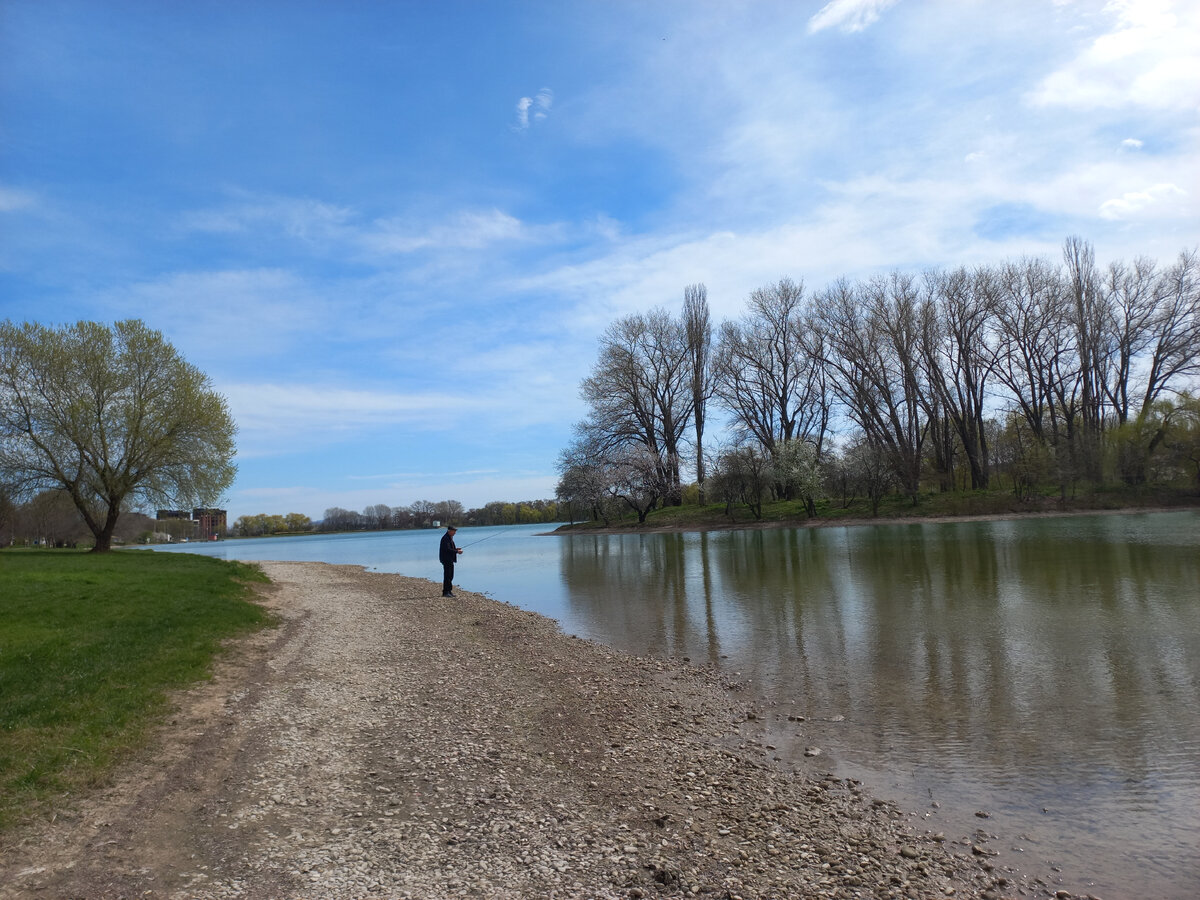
[
  {"xmin": 1121, "ymin": 138, "xmax": 1144, "ymax": 149},
  {"xmin": 224, "ymin": 382, "xmax": 471, "ymax": 458},
  {"xmin": 514, "ymin": 87, "xmax": 553, "ymax": 130},
  {"xmin": 102, "ymin": 268, "xmax": 324, "ymax": 363},
  {"xmin": 180, "ymin": 195, "xmax": 353, "ymax": 239},
  {"xmin": 515, "ymin": 96, "xmax": 532, "ymax": 129},
  {"xmin": 364, "ymin": 209, "xmax": 528, "ymax": 254},
  {"xmin": 1029, "ymin": 0, "xmax": 1200, "ymax": 110},
  {"xmin": 1099, "ymin": 182, "xmax": 1187, "ymax": 220},
  {"xmin": 808, "ymin": 0, "xmax": 901, "ymax": 34},
  {"xmin": 0, "ymin": 186, "xmax": 38, "ymax": 212}
]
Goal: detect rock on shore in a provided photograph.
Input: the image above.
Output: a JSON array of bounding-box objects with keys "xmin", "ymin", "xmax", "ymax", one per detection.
[{"xmin": 0, "ymin": 562, "xmax": 1065, "ymax": 899}]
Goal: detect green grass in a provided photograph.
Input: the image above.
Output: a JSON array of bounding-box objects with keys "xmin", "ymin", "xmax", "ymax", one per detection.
[{"xmin": 0, "ymin": 549, "xmax": 273, "ymax": 831}]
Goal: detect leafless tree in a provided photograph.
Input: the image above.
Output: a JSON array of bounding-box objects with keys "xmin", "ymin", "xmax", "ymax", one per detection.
[
  {"xmin": 708, "ymin": 442, "xmax": 773, "ymax": 519},
  {"xmin": 682, "ymin": 283, "xmax": 715, "ymax": 502},
  {"xmin": 816, "ymin": 274, "xmax": 927, "ymax": 502},
  {"xmin": 919, "ymin": 266, "xmax": 998, "ymax": 489},
  {"xmin": 556, "ymin": 423, "xmax": 665, "ymax": 524},
  {"xmin": 1142, "ymin": 249, "xmax": 1200, "ymax": 411},
  {"xmin": 434, "ymin": 499, "xmax": 465, "ymax": 524},
  {"xmin": 714, "ymin": 278, "xmax": 829, "ymax": 474},
  {"xmin": 1097, "ymin": 255, "xmax": 1160, "ymax": 425},
  {"xmin": 409, "ymin": 500, "xmax": 436, "ymax": 527},
  {"xmin": 581, "ymin": 308, "xmax": 693, "ymax": 504},
  {"xmin": 364, "ymin": 503, "xmax": 393, "ymax": 529},
  {"xmin": 1063, "ymin": 236, "xmax": 1106, "ymax": 479},
  {"xmin": 842, "ymin": 434, "xmax": 894, "ymax": 517},
  {"xmin": 990, "ymin": 257, "xmax": 1083, "ymax": 492}
]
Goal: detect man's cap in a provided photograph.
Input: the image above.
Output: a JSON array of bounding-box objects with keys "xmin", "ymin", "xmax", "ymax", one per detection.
[{"xmin": 446, "ymin": 525, "xmax": 457, "ymax": 531}]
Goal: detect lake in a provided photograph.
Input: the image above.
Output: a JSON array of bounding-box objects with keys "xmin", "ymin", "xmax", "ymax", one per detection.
[{"xmin": 149, "ymin": 510, "xmax": 1200, "ymax": 899}]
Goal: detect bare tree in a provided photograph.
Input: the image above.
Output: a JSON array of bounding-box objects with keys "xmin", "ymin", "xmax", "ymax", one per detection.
[
  {"xmin": 1063, "ymin": 236, "xmax": 1106, "ymax": 479},
  {"xmin": 843, "ymin": 435, "xmax": 895, "ymax": 517},
  {"xmin": 409, "ymin": 500, "xmax": 436, "ymax": 527},
  {"xmin": 919, "ymin": 266, "xmax": 998, "ymax": 489},
  {"xmin": 435, "ymin": 499, "xmax": 465, "ymax": 524},
  {"xmin": 816, "ymin": 274, "xmax": 927, "ymax": 502},
  {"xmin": 990, "ymin": 257, "xmax": 1083, "ymax": 493},
  {"xmin": 556, "ymin": 423, "xmax": 665, "ymax": 524},
  {"xmin": 364, "ymin": 503, "xmax": 393, "ymax": 530},
  {"xmin": 714, "ymin": 278, "xmax": 829, "ymax": 476},
  {"xmin": 682, "ymin": 283, "xmax": 714, "ymax": 503},
  {"xmin": 1097, "ymin": 255, "xmax": 1160, "ymax": 425},
  {"xmin": 709, "ymin": 442, "xmax": 773, "ymax": 519},
  {"xmin": 1142, "ymin": 249, "xmax": 1200, "ymax": 412},
  {"xmin": 581, "ymin": 309, "xmax": 693, "ymax": 505}
]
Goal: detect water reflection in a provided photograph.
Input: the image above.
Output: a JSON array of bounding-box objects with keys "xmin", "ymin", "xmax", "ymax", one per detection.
[{"xmin": 559, "ymin": 513, "xmax": 1200, "ymax": 899}]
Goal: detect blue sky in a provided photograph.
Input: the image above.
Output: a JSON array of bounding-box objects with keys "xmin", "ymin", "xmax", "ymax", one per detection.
[{"xmin": 2, "ymin": 0, "xmax": 1196, "ymax": 522}]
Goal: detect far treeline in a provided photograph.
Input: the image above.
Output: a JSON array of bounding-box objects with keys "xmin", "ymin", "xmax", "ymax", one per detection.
[
  {"xmin": 557, "ymin": 237, "xmax": 1200, "ymax": 524},
  {"xmin": 231, "ymin": 498, "xmax": 562, "ymax": 537}
]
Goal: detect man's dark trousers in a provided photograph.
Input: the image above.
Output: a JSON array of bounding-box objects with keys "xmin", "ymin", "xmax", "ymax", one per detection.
[{"xmin": 442, "ymin": 562, "xmax": 454, "ymax": 596}]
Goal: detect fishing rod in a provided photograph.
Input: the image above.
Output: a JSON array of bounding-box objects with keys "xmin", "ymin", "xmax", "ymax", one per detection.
[
  {"xmin": 452, "ymin": 502, "xmax": 534, "ymax": 549},
  {"xmin": 457, "ymin": 528, "xmax": 507, "ymax": 549},
  {"xmin": 453, "ymin": 520, "xmax": 525, "ymax": 549}
]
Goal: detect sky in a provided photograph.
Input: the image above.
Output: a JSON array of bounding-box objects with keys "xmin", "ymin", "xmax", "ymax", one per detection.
[{"xmin": 1, "ymin": 0, "xmax": 1197, "ymax": 523}]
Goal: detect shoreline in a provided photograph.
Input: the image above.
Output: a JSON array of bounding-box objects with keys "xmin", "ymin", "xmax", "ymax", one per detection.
[
  {"xmin": 549, "ymin": 502, "xmax": 1197, "ymax": 535},
  {"xmin": 0, "ymin": 560, "xmax": 1079, "ymax": 900}
]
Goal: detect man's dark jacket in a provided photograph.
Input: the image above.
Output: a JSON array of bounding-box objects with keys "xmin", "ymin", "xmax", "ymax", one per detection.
[{"xmin": 439, "ymin": 531, "xmax": 458, "ymax": 564}]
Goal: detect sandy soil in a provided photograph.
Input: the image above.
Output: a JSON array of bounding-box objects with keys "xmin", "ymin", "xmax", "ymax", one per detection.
[{"xmin": 0, "ymin": 562, "xmax": 1076, "ymax": 899}]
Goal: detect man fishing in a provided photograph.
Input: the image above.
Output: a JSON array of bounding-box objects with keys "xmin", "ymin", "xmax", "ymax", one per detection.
[{"xmin": 439, "ymin": 524, "xmax": 463, "ymax": 597}]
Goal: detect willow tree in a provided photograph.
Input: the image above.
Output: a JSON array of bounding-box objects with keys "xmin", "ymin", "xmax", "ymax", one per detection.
[{"xmin": 0, "ymin": 319, "xmax": 236, "ymax": 551}]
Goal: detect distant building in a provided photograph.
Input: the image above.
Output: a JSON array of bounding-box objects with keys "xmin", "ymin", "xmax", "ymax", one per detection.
[
  {"xmin": 154, "ymin": 508, "xmax": 227, "ymax": 540},
  {"xmin": 193, "ymin": 508, "xmax": 227, "ymax": 540}
]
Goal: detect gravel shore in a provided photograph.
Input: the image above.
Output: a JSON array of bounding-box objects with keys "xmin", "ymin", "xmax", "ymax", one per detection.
[{"xmin": 1, "ymin": 562, "xmax": 1071, "ymax": 899}]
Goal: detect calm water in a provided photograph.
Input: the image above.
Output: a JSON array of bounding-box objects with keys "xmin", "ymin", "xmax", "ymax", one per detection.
[{"xmin": 151, "ymin": 511, "xmax": 1200, "ymax": 899}]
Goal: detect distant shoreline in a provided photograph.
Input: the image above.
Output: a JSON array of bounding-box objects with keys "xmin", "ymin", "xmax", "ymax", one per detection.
[{"xmin": 549, "ymin": 502, "xmax": 1199, "ymax": 536}]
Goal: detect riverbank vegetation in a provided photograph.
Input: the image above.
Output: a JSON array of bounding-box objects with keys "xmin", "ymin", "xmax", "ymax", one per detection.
[
  {"xmin": 0, "ymin": 550, "xmax": 271, "ymax": 831},
  {"xmin": 556, "ymin": 238, "xmax": 1200, "ymax": 527},
  {"xmin": 229, "ymin": 497, "xmax": 563, "ymax": 537}
]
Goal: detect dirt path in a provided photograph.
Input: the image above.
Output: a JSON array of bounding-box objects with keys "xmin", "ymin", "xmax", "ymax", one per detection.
[{"xmin": 2, "ymin": 562, "xmax": 1042, "ymax": 899}]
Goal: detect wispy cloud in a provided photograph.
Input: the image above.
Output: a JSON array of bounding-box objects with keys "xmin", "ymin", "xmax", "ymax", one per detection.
[
  {"xmin": 1028, "ymin": 0, "xmax": 1200, "ymax": 110},
  {"xmin": 514, "ymin": 87, "xmax": 553, "ymax": 130},
  {"xmin": 1099, "ymin": 183, "xmax": 1187, "ymax": 220},
  {"xmin": 808, "ymin": 0, "xmax": 901, "ymax": 34},
  {"xmin": 364, "ymin": 209, "xmax": 528, "ymax": 254},
  {"xmin": 179, "ymin": 194, "xmax": 353, "ymax": 239},
  {"xmin": 346, "ymin": 468, "xmax": 499, "ymax": 481},
  {"xmin": 0, "ymin": 186, "xmax": 38, "ymax": 212},
  {"xmin": 98, "ymin": 268, "xmax": 324, "ymax": 366},
  {"xmin": 224, "ymin": 382, "xmax": 472, "ymax": 458},
  {"xmin": 231, "ymin": 472, "xmax": 558, "ymax": 515}
]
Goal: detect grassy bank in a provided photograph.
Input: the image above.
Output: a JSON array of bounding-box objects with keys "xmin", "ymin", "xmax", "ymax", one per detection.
[
  {"xmin": 0, "ymin": 549, "xmax": 273, "ymax": 831},
  {"xmin": 557, "ymin": 483, "xmax": 1200, "ymax": 532}
]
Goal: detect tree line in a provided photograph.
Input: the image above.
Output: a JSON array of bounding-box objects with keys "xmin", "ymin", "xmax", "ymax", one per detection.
[
  {"xmin": 557, "ymin": 237, "xmax": 1200, "ymax": 523},
  {"xmin": 0, "ymin": 488, "xmax": 161, "ymax": 548},
  {"xmin": 231, "ymin": 498, "xmax": 564, "ymax": 537}
]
